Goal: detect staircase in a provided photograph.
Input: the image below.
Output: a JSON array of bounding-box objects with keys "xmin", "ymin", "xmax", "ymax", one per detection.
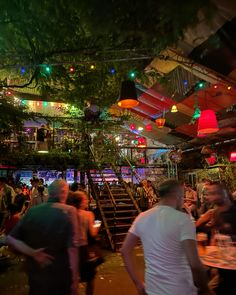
[{"xmin": 87, "ymin": 168, "xmax": 141, "ymax": 251}]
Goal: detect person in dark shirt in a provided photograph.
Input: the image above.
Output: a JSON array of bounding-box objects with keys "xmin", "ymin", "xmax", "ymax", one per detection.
[
  {"xmin": 14, "ymin": 185, "xmax": 27, "ymax": 213},
  {"xmin": 7, "ymin": 180, "xmax": 79, "ymax": 295}
]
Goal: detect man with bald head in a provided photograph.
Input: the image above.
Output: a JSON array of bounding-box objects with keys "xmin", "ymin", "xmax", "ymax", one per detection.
[{"xmin": 7, "ymin": 180, "xmax": 79, "ymax": 295}]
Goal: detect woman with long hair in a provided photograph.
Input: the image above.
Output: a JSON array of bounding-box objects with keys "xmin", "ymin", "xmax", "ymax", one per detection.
[{"xmin": 67, "ymin": 190, "xmax": 100, "ymax": 295}]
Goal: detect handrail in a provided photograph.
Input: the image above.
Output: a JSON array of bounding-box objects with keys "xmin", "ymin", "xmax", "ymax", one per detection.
[
  {"xmin": 86, "ymin": 171, "xmax": 115, "ymax": 251},
  {"xmin": 119, "ymin": 151, "xmax": 152, "ymax": 201},
  {"xmin": 112, "ymin": 164, "xmax": 141, "ymax": 214},
  {"xmin": 89, "ymin": 145, "xmax": 116, "ymax": 208}
]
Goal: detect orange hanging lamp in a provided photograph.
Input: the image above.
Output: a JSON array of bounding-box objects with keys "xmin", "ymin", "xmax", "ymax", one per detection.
[
  {"xmin": 155, "ymin": 118, "xmax": 165, "ymax": 128},
  {"xmin": 197, "ymin": 110, "xmax": 219, "ymax": 134},
  {"xmin": 117, "ymin": 80, "xmax": 139, "ymax": 108}
]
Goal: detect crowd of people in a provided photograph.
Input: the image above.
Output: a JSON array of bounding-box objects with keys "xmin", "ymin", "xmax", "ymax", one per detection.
[{"xmin": 0, "ymin": 175, "xmax": 236, "ymax": 295}]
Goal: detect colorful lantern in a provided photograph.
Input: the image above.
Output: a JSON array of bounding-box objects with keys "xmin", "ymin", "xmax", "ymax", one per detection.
[
  {"xmin": 155, "ymin": 118, "xmax": 165, "ymax": 128},
  {"xmin": 137, "ymin": 137, "xmax": 147, "ymax": 148},
  {"xmin": 205, "ymin": 154, "xmax": 217, "ymax": 165},
  {"xmin": 230, "ymin": 151, "xmax": 236, "ymax": 162},
  {"xmin": 130, "ymin": 123, "xmax": 136, "ymax": 131},
  {"xmin": 140, "ymin": 157, "xmax": 145, "ymax": 164},
  {"xmin": 145, "ymin": 124, "xmax": 152, "ymax": 131},
  {"xmin": 171, "ymin": 105, "xmax": 178, "ymax": 113},
  {"xmin": 117, "ymin": 80, "xmax": 139, "ymax": 108},
  {"xmin": 197, "ymin": 110, "xmax": 219, "ymax": 134}
]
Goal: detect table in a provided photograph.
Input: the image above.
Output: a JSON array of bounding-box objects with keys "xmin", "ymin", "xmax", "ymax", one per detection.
[
  {"xmin": 200, "ymin": 246, "xmax": 236, "ymax": 295},
  {"xmin": 200, "ymin": 246, "xmax": 236, "ymax": 270}
]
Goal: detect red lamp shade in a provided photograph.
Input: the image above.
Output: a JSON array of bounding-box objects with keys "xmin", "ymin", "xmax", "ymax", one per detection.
[
  {"xmin": 197, "ymin": 110, "xmax": 219, "ymax": 134},
  {"xmin": 140, "ymin": 157, "xmax": 145, "ymax": 164},
  {"xmin": 130, "ymin": 123, "xmax": 136, "ymax": 131},
  {"xmin": 205, "ymin": 154, "xmax": 216, "ymax": 165},
  {"xmin": 197, "ymin": 131, "xmax": 207, "ymax": 138},
  {"xmin": 137, "ymin": 137, "xmax": 147, "ymax": 148},
  {"xmin": 145, "ymin": 124, "xmax": 152, "ymax": 132},
  {"xmin": 230, "ymin": 152, "xmax": 236, "ymax": 162},
  {"xmin": 155, "ymin": 118, "xmax": 165, "ymax": 128}
]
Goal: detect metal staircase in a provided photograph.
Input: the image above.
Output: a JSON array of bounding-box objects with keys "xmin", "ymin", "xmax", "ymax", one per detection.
[{"xmin": 87, "ymin": 167, "xmax": 141, "ymax": 251}]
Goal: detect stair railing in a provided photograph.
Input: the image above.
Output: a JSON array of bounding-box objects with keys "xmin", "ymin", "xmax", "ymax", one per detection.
[
  {"xmin": 89, "ymin": 145, "xmax": 116, "ymax": 208},
  {"xmin": 86, "ymin": 171, "xmax": 115, "ymax": 251}
]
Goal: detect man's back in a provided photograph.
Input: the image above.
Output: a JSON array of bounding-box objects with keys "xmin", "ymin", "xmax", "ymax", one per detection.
[
  {"xmin": 10, "ymin": 201, "xmax": 76, "ymax": 274},
  {"xmin": 130, "ymin": 205, "xmax": 197, "ymax": 295}
]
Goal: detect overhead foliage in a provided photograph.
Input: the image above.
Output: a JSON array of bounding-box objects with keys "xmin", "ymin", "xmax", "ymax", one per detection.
[{"xmin": 0, "ymin": 0, "xmax": 215, "ymax": 107}]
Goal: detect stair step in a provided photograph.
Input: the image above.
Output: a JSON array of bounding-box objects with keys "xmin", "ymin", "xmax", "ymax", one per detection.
[
  {"xmin": 104, "ymin": 209, "xmax": 138, "ymax": 214},
  {"xmin": 108, "ymin": 224, "xmax": 131, "ymax": 229},
  {"xmin": 102, "ymin": 204, "xmax": 134, "ymax": 208},
  {"xmin": 106, "ymin": 216, "xmax": 136, "ymax": 221}
]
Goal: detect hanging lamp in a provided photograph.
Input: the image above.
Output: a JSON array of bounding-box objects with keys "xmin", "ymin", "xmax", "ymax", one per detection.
[
  {"xmin": 137, "ymin": 137, "xmax": 147, "ymax": 148},
  {"xmin": 171, "ymin": 104, "xmax": 178, "ymax": 113},
  {"xmin": 230, "ymin": 151, "xmax": 236, "ymax": 162},
  {"xmin": 197, "ymin": 110, "xmax": 219, "ymax": 134},
  {"xmin": 145, "ymin": 124, "xmax": 152, "ymax": 131},
  {"xmin": 117, "ymin": 80, "xmax": 139, "ymax": 108},
  {"xmin": 156, "ymin": 118, "xmax": 165, "ymax": 128}
]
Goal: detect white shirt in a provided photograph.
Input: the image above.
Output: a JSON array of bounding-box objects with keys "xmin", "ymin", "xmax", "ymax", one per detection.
[{"xmin": 129, "ymin": 205, "xmax": 197, "ymax": 295}]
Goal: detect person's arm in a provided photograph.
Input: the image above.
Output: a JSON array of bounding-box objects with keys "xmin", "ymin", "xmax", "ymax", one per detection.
[
  {"xmin": 6, "ymin": 235, "xmax": 54, "ymax": 267},
  {"xmin": 195, "ymin": 210, "xmax": 214, "ymax": 229},
  {"xmin": 87, "ymin": 211, "xmax": 100, "ymax": 237},
  {"xmin": 120, "ymin": 232, "xmax": 147, "ymax": 295},
  {"xmin": 182, "ymin": 239, "xmax": 213, "ymax": 294}
]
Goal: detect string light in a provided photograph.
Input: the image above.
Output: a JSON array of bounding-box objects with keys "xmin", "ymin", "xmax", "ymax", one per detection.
[
  {"xmin": 20, "ymin": 67, "xmax": 26, "ymax": 74},
  {"xmin": 213, "ymin": 85, "xmax": 218, "ymax": 89},
  {"xmin": 227, "ymin": 86, "xmax": 232, "ymax": 90},
  {"xmin": 43, "ymin": 101, "xmax": 48, "ymax": 107},
  {"xmin": 128, "ymin": 71, "xmax": 136, "ymax": 80},
  {"xmin": 110, "ymin": 68, "xmax": 116, "ymax": 75},
  {"xmin": 90, "ymin": 64, "xmax": 95, "ymax": 70},
  {"xmin": 36, "ymin": 102, "xmax": 40, "ymax": 106},
  {"xmin": 69, "ymin": 67, "xmax": 75, "ymax": 73},
  {"xmin": 21, "ymin": 100, "xmax": 27, "ymax": 105},
  {"xmin": 183, "ymin": 80, "xmax": 188, "ymax": 86},
  {"xmin": 50, "ymin": 102, "xmax": 54, "ymax": 106}
]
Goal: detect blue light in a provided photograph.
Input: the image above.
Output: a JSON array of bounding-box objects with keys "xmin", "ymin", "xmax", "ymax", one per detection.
[
  {"xmin": 183, "ymin": 80, "xmax": 188, "ymax": 86},
  {"xmin": 20, "ymin": 67, "xmax": 26, "ymax": 74},
  {"xmin": 110, "ymin": 68, "xmax": 116, "ymax": 75}
]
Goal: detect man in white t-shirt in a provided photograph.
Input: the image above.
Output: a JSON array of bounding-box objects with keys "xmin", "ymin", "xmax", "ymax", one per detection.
[{"xmin": 121, "ymin": 179, "xmax": 212, "ymax": 295}]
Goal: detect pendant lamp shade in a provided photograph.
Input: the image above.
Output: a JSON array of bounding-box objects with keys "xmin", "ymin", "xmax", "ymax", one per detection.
[
  {"xmin": 117, "ymin": 80, "xmax": 139, "ymax": 108},
  {"xmin": 145, "ymin": 124, "xmax": 152, "ymax": 131},
  {"xmin": 156, "ymin": 118, "xmax": 165, "ymax": 128},
  {"xmin": 171, "ymin": 104, "xmax": 178, "ymax": 113},
  {"xmin": 137, "ymin": 137, "xmax": 147, "ymax": 148},
  {"xmin": 205, "ymin": 154, "xmax": 217, "ymax": 165},
  {"xmin": 197, "ymin": 110, "xmax": 219, "ymax": 134},
  {"xmin": 230, "ymin": 152, "xmax": 236, "ymax": 162}
]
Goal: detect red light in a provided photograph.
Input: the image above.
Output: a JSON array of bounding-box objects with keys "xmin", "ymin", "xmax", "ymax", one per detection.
[
  {"xmin": 230, "ymin": 152, "xmax": 236, "ymax": 162},
  {"xmin": 137, "ymin": 137, "xmax": 147, "ymax": 148},
  {"xmin": 205, "ymin": 154, "xmax": 216, "ymax": 165},
  {"xmin": 69, "ymin": 67, "xmax": 75, "ymax": 73},
  {"xmin": 140, "ymin": 157, "xmax": 145, "ymax": 164},
  {"xmin": 197, "ymin": 110, "xmax": 219, "ymax": 134},
  {"xmin": 130, "ymin": 123, "xmax": 136, "ymax": 131},
  {"xmin": 145, "ymin": 124, "xmax": 152, "ymax": 131},
  {"xmin": 213, "ymin": 85, "xmax": 218, "ymax": 89}
]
